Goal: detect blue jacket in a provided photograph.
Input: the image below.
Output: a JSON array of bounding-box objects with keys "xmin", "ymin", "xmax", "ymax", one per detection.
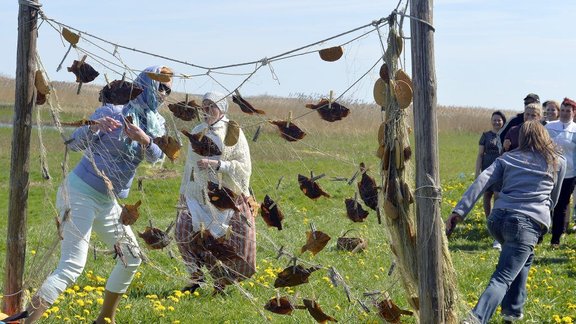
[{"xmin": 69, "ymin": 104, "xmax": 164, "ymax": 198}]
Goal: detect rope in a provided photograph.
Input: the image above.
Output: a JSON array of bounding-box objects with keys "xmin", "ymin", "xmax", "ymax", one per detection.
[
  {"xmin": 393, "ymin": 9, "xmax": 436, "ymax": 32},
  {"xmin": 39, "ymin": 12, "xmax": 389, "ymax": 72}
]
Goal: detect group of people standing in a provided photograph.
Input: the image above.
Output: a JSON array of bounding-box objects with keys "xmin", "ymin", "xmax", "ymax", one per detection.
[
  {"xmin": 21, "ymin": 66, "xmax": 256, "ymax": 324},
  {"xmin": 446, "ymin": 93, "xmax": 576, "ymax": 323}
]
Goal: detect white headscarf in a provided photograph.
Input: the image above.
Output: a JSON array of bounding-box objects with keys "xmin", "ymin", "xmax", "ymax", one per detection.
[{"xmin": 203, "ymin": 92, "xmax": 229, "ymax": 114}]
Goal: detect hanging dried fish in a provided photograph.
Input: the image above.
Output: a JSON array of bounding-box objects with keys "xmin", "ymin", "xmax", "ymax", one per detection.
[
  {"xmin": 301, "ymin": 230, "xmax": 331, "ymax": 255},
  {"xmin": 358, "ymin": 163, "xmax": 379, "ymax": 211},
  {"xmin": 36, "ymin": 92, "xmax": 47, "ymax": 105},
  {"xmin": 273, "ymin": 264, "xmax": 322, "ymax": 288},
  {"xmin": 67, "ymin": 60, "xmax": 99, "ymax": 83},
  {"xmin": 298, "ymin": 174, "xmax": 330, "ymax": 200},
  {"xmin": 232, "ymin": 93, "xmax": 265, "ymax": 114},
  {"xmin": 120, "ymin": 200, "xmax": 141, "ymax": 225},
  {"xmin": 153, "ymin": 135, "xmax": 182, "ymax": 161},
  {"xmin": 260, "ymin": 195, "xmax": 284, "ymax": 230},
  {"xmin": 168, "ymin": 100, "xmax": 200, "ymax": 121},
  {"xmin": 344, "ymin": 198, "xmax": 369, "ymax": 222},
  {"xmin": 336, "ymin": 234, "xmax": 367, "ymax": 252},
  {"xmin": 207, "ymin": 181, "xmax": 239, "ymax": 211},
  {"xmin": 303, "ymin": 299, "xmax": 338, "ymax": 323},
  {"xmin": 60, "ymin": 118, "xmax": 99, "ymax": 127},
  {"xmin": 379, "ymin": 63, "xmax": 390, "ymax": 83},
  {"xmin": 264, "ymin": 296, "xmax": 301, "ymax": 315},
  {"xmin": 224, "ymin": 120, "xmax": 240, "ymax": 146},
  {"xmin": 269, "ymin": 120, "xmax": 306, "ymax": 142},
  {"xmin": 318, "ymin": 46, "xmax": 344, "ymax": 62},
  {"xmin": 99, "ymin": 80, "xmax": 143, "ymax": 105},
  {"xmin": 376, "ymin": 298, "xmax": 413, "ymax": 323},
  {"xmin": 305, "ymin": 99, "xmax": 350, "ymax": 122},
  {"xmin": 181, "ymin": 129, "xmax": 222, "ymax": 156},
  {"xmin": 192, "ymin": 230, "xmax": 240, "ymax": 261},
  {"xmin": 138, "ymin": 226, "xmax": 171, "ymax": 249},
  {"xmin": 35, "ymin": 70, "xmax": 50, "ymax": 95}
]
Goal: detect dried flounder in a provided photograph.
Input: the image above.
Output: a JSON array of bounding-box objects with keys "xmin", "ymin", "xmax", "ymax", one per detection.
[
  {"xmin": 269, "ymin": 120, "xmax": 306, "ymax": 142},
  {"xmin": 305, "ymin": 99, "xmax": 350, "ymax": 122},
  {"xmin": 181, "ymin": 129, "xmax": 222, "ymax": 156}
]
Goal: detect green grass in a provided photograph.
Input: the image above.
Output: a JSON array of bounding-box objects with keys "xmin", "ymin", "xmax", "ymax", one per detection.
[{"xmin": 1, "ymin": 123, "xmax": 576, "ymax": 324}]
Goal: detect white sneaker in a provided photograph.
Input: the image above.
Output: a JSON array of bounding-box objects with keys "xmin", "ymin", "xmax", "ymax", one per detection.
[
  {"xmin": 492, "ymin": 240, "xmax": 502, "ymax": 251},
  {"xmin": 502, "ymin": 313, "xmax": 524, "ymax": 321}
]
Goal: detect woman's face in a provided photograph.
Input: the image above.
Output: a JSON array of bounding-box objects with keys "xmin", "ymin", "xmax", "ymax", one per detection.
[
  {"xmin": 559, "ymin": 104, "xmax": 574, "ymax": 123},
  {"xmin": 546, "ymin": 104, "xmax": 559, "ymax": 121},
  {"xmin": 202, "ymin": 99, "xmax": 223, "ymax": 124},
  {"xmin": 524, "ymin": 108, "xmax": 540, "ymax": 122},
  {"xmin": 156, "ymin": 80, "xmax": 172, "ymax": 104},
  {"xmin": 491, "ymin": 114, "xmax": 504, "ymax": 130}
]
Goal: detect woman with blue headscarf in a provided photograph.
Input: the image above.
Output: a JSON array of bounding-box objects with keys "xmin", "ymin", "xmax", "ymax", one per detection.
[
  {"xmin": 25, "ymin": 66, "xmax": 173, "ymax": 323},
  {"xmin": 175, "ymin": 92, "xmax": 256, "ymax": 295}
]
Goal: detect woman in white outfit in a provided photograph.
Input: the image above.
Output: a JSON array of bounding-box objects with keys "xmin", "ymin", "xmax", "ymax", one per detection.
[{"xmin": 175, "ymin": 92, "xmax": 256, "ymax": 295}]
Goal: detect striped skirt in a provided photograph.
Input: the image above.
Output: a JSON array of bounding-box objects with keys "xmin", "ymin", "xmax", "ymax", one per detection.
[{"xmin": 175, "ymin": 194, "xmax": 257, "ymax": 288}]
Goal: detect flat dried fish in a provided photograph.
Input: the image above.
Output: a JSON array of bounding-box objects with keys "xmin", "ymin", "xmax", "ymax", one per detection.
[
  {"xmin": 181, "ymin": 129, "xmax": 222, "ymax": 156},
  {"xmin": 269, "ymin": 120, "xmax": 306, "ymax": 142},
  {"xmin": 298, "ymin": 174, "xmax": 330, "ymax": 200},
  {"xmin": 260, "ymin": 195, "xmax": 284, "ymax": 230},
  {"xmin": 305, "ymin": 99, "xmax": 350, "ymax": 122}
]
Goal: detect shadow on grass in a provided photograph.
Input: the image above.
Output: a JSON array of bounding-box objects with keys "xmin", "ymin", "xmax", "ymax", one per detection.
[{"xmin": 533, "ymin": 256, "xmax": 569, "ymax": 266}]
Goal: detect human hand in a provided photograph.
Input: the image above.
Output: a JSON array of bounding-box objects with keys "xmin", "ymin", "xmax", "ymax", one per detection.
[
  {"xmin": 123, "ymin": 121, "xmax": 150, "ymax": 146},
  {"xmin": 197, "ymin": 158, "xmax": 219, "ymax": 171},
  {"xmin": 445, "ymin": 212, "xmax": 463, "ymax": 237},
  {"xmin": 89, "ymin": 116, "xmax": 121, "ymax": 133},
  {"xmin": 503, "ymin": 139, "xmax": 511, "ymax": 151}
]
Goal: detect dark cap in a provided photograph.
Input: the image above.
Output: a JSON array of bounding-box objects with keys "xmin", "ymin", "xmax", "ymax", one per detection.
[{"xmin": 523, "ymin": 93, "xmax": 540, "ymax": 104}]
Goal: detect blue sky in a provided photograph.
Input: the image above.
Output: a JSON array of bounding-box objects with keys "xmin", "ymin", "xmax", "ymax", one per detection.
[{"xmin": 1, "ymin": 0, "xmax": 575, "ymax": 111}]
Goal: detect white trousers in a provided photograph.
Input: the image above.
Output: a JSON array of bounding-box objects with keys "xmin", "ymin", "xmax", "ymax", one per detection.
[{"xmin": 37, "ymin": 173, "xmax": 141, "ymax": 304}]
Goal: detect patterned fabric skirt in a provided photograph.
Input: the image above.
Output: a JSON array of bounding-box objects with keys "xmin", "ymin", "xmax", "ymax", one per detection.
[{"xmin": 175, "ymin": 194, "xmax": 257, "ymax": 288}]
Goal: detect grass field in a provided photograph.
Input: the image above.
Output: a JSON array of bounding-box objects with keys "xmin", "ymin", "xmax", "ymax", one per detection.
[{"xmin": 1, "ymin": 86, "xmax": 575, "ymax": 324}]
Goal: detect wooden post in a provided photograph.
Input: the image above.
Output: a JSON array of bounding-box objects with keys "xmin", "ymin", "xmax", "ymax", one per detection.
[
  {"xmin": 410, "ymin": 0, "xmax": 445, "ymax": 323},
  {"xmin": 3, "ymin": 0, "xmax": 39, "ymax": 315}
]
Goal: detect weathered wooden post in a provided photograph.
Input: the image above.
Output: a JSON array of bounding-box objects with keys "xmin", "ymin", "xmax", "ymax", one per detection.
[
  {"xmin": 3, "ymin": 0, "xmax": 39, "ymax": 315},
  {"xmin": 409, "ymin": 0, "xmax": 452, "ymax": 322}
]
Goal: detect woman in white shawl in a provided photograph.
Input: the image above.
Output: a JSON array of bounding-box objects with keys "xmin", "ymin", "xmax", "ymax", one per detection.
[{"xmin": 175, "ymin": 92, "xmax": 256, "ymax": 294}]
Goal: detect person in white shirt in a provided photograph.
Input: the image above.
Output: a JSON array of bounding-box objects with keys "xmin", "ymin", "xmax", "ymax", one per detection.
[{"xmin": 545, "ymin": 98, "xmax": 576, "ymax": 247}]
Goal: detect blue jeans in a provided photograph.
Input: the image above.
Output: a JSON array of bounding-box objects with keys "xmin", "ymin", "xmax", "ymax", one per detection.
[{"xmin": 471, "ymin": 209, "xmax": 542, "ymax": 323}]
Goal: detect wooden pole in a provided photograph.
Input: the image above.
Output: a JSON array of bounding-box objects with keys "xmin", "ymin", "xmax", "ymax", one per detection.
[
  {"xmin": 3, "ymin": 0, "xmax": 39, "ymax": 315},
  {"xmin": 410, "ymin": 0, "xmax": 445, "ymax": 323}
]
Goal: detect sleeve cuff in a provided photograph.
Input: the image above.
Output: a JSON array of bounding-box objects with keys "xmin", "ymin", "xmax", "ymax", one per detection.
[{"xmin": 219, "ymin": 160, "xmax": 231, "ymax": 173}]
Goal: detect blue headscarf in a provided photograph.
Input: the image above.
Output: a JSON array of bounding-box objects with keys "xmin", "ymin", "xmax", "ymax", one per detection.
[{"xmin": 122, "ymin": 66, "xmax": 167, "ymax": 138}]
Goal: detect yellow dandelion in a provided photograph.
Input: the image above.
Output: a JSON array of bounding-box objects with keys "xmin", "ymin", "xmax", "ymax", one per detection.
[
  {"xmin": 83, "ymin": 286, "xmax": 95, "ymax": 292},
  {"xmin": 97, "ymin": 298, "xmax": 104, "ymax": 305}
]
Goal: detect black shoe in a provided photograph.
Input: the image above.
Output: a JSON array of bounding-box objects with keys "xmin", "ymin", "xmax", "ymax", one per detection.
[{"xmin": 181, "ymin": 283, "xmax": 201, "ymax": 294}]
